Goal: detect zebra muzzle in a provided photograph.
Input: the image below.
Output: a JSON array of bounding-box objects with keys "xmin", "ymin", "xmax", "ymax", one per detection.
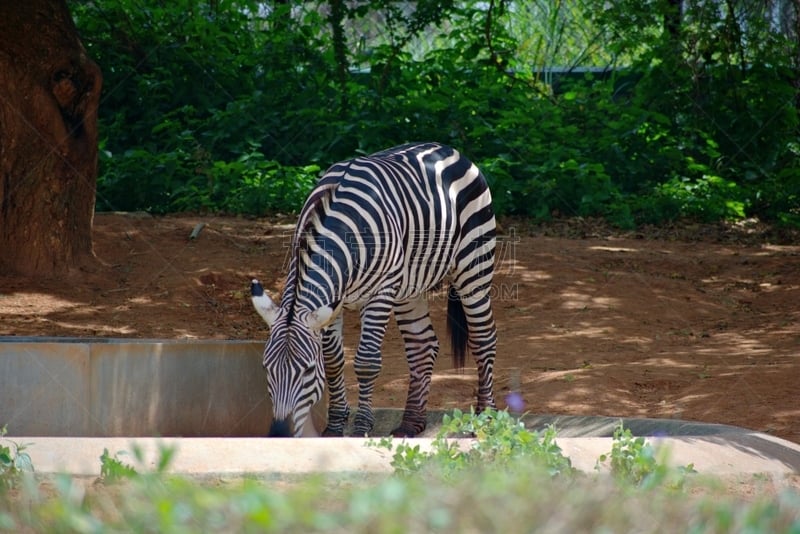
[{"xmin": 268, "ymin": 418, "xmax": 293, "ymax": 437}]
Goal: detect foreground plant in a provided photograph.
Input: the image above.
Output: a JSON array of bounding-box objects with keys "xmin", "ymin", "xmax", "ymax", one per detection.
[
  {"xmin": 99, "ymin": 443, "xmax": 176, "ymax": 484},
  {"xmin": 10, "ymin": 445, "xmax": 798, "ymax": 533},
  {"xmin": 597, "ymin": 421, "xmax": 696, "ymax": 489},
  {"xmin": 0, "ymin": 418, "xmax": 798, "ymax": 532},
  {"xmin": 0, "ymin": 425, "xmax": 33, "ymax": 493},
  {"xmin": 99, "ymin": 448, "xmax": 138, "ymax": 483},
  {"xmin": 370, "ymin": 408, "xmax": 574, "ymax": 478}
]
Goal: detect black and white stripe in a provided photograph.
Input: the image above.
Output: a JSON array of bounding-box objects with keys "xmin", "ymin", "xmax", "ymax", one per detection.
[{"xmin": 252, "ymin": 142, "xmax": 497, "ymax": 437}]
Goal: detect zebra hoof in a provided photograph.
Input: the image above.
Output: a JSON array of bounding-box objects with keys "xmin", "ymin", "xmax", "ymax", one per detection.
[
  {"xmin": 322, "ymin": 427, "xmax": 344, "ymax": 437},
  {"xmin": 349, "ymin": 423, "xmax": 373, "ymax": 437},
  {"xmin": 390, "ymin": 425, "xmax": 424, "ymax": 438},
  {"xmin": 351, "ymin": 412, "xmax": 374, "ymax": 437}
]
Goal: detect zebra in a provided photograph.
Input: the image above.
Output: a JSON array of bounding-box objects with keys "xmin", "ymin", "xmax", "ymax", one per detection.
[{"xmin": 250, "ymin": 142, "xmax": 497, "ymax": 437}]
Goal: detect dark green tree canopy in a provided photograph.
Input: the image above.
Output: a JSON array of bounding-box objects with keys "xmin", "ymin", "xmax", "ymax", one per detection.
[{"xmin": 73, "ymin": 0, "xmax": 800, "ymax": 226}]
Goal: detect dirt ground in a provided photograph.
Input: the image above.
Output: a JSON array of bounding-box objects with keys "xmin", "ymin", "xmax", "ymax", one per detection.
[{"xmin": 1, "ymin": 213, "xmax": 798, "ymax": 445}]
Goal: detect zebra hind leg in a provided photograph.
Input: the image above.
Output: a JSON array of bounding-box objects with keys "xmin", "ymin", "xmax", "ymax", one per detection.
[
  {"xmin": 392, "ymin": 297, "xmax": 439, "ymax": 437},
  {"xmin": 456, "ymin": 289, "xmax": 497, "ymax": 414},
  {"xmin": 469, "ymin": 296, "xmax": 497, "ymax": 413}
]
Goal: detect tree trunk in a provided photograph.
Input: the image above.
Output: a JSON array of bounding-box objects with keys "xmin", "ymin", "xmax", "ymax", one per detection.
[
  {"xmin": 0, "ymin": 0, "xmax": 102, "ymax": 275},
  {"xmin": 793, "ymin": 0, "xmax": 800, "ymax": 114},
  {"xmin": 663, "ymin": 0, "xmax": 682, "ymax": 41}
]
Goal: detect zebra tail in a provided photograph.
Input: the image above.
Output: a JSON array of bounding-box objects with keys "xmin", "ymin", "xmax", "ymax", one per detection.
[{"xmin": 447, "ymin": 284, "xmax": 468, "ymax": 370}]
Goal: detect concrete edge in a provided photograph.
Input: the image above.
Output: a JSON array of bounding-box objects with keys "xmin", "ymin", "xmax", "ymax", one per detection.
[{"xmin": 17, "ymin": 433, "xmax": 800, "ymax": 479}]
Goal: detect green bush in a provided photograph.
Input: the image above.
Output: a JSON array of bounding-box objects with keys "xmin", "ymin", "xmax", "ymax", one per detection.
[
  {"xmin": 597, "ymin": 421, "xmax": 696, "ymax": 489},
  {"xmin": 2, "ymin": 414, "xmax": 798, "ymax": 532},
  {"xmin": 372, "ymin": 408, "xmax": 574, "ymax": 479},
  {"xmin": 73, "ymin": 0, "xmax": 800, "ymax": 225}
]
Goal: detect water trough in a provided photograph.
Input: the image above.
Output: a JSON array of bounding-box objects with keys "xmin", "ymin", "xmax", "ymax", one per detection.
[
  {"xmin": 0, "ymin": 337, "xmax": 286, "ymax": 437},
  {"xmin": 2, "ymin": 337, "xmax": 799, "ymax": 478}
]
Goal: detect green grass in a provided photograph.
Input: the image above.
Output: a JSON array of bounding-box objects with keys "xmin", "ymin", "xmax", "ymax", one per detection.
[{"xmin": 1, "ymin": 413, "xmax": 798, "ymax": 532}]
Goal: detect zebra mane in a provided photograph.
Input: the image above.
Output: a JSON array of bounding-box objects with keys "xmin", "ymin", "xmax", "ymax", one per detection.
[
  {"xmin": 294, "ymin": 179, "xmax": 336, "ymax": 247},
  {"xmin": 282, "ymin": 176, "xmax": 339, "ymax": 312}
]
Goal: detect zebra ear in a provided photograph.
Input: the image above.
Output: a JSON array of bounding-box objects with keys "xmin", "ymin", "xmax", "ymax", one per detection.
[
  {"xmin": 250, "ymin": 279, "xmax": 279, "ymax": 327},
  {"xmin": 307, "ymin": 304, "xmax": 335, "ymax": 331}
]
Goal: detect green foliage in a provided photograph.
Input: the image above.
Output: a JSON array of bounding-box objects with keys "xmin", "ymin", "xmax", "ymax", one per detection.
[
  {"xmin": 377, "ymin": 412, "xmax": 701, "ymax": 493},
  {"xmin": 72, "ymin": 0, "xmax": 800, "ymax": 225},
  {"xmin": 371, "ymin": 408, "xmax": 574, "ymax": 479},
  {"xmin": 0, "ymin": 426, "xmax": 798, "ymax": 532},
  {"xmin": 99, "ymin": 448, "xmax": 138, "ymax": 483},
  {"xmin": 99, "ymin": 444, "xmax": 175, "ymax": 484},
  {"xmin": 597, "ymin": 421, "xmax": 696, "ymax": 489},
  {"xmin": 0, "ymin": 425, "xmax": 33, "ymax": 493},
  {"xmin": 435, "ymin": 408, "xmax": 574, "ymax": 477},
  {"xmin": 5, "ymin": 464, "xmax": 799, "ymax": 533},
  {"xmin": 210, "ymin": 156, "xmax": 321, "ymax": 215}
]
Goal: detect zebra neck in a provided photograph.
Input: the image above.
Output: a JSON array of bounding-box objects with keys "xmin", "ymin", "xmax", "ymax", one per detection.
[{"xmin": 292, "ymin": 246, "xmax": 350, "ymax": 313}]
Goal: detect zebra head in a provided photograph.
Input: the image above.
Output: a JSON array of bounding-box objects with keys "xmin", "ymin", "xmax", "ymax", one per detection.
[{"xmin": 251, "ymin": 279, "xmax": 333, "ymax": 437}]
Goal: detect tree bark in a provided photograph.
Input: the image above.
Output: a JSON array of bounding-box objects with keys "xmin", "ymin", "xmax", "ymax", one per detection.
[{"xmin": 0, "ymin": 0, "xmax": 102, "ymax": 275}]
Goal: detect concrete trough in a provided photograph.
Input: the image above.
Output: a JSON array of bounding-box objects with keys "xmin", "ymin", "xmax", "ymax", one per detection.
[
  {"xmin": 0, "ymin": 337, "xmax": 284, "ymax": 437},
  {"xmin": 2, "ymin": 337, "xmax": 799, "ymax": 478}
]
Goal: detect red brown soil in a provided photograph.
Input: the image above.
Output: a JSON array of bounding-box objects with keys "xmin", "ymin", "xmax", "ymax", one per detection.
[{"xmin": 1, "ymin": 213, "xmax": 798, "ymax": 445}]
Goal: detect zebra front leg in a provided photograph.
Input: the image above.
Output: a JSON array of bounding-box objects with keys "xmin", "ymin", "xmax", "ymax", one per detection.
[
  {"xmin": 351, "ymin": 299, "xmax": 392, "ymax": 437},
  {"xmin": 322, "ymin": 315, "xmax": 350, "ymax": 436},
  {"xmin": 392, "ymin": 297, "xmax": 439, "ymax": 437}
]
